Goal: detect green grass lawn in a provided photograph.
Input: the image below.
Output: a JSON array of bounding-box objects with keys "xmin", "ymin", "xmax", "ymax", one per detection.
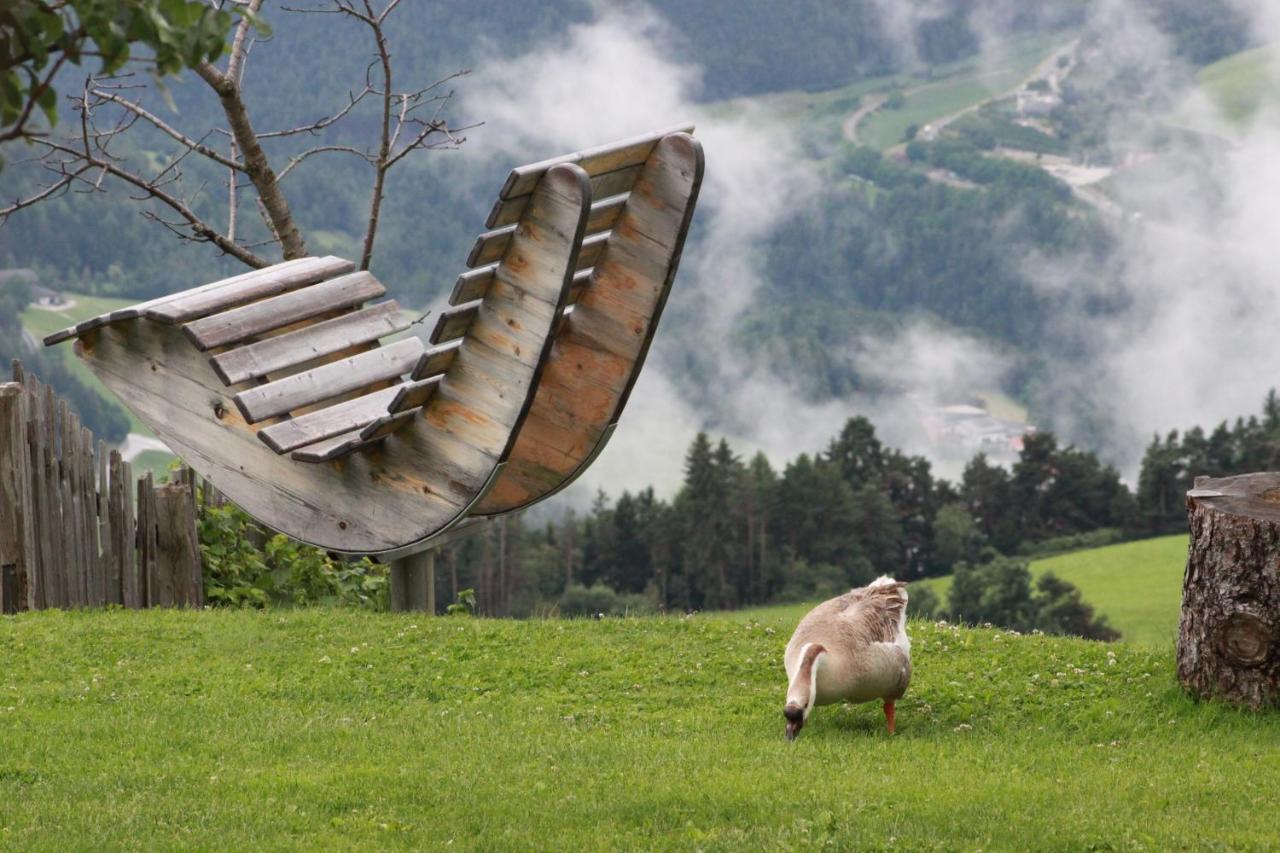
[
  {"xmin": 1, "ymin": 608, "xmax": 1276, "ymax": 849},
  {"xmin": 912, "ymin": 535, "xmax": 1188, "ymax": 648}
]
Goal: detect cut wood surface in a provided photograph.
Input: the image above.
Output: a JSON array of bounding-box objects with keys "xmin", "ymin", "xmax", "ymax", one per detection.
[
  {"xmin": 389, "ymin": 376, "xmax": 442, "ymax": 414},
  {"xmin": 148, "ymin": 256, "xmax": 356, "ymax": 325},
  {"xmin": 487, "ymin": 165, "xmax": 644, "ymax": 228},
  {"xmin": 452, "ymin": 266, "xmax": 592, "ymax": 308},
  {"xmin": 467, "ymin": 194, "xmax": 628, "ymax": 270},
  {"xmin": 498, "ymin": 123, "xmax": 694, "ymax": 199},
  {"xmin": 430, "ymin": 302, "xmax": 480, "ymax": 345},
  {"xmin": 1180, "ymin": 472, "xmax": 1280, "ymax": 709},
  {"xmin": 258, "ymin": 385, "xmax": 404, "ymax": 453},
  {"xmin": 184, "ymin": 270, "xmax": 385, "ymax": 351},
  {"xmin": 410, "ymin": 340, "xmax": 461, "ymax": 381},
  {"xmin": 477, "ymin": 132, "xmax": 703, "ymax": 515},
  {"xmin": 210, "ymin": 300, "xmax": 408, "ymax": 385},
  {"xmin": 234, "ymin": 336, "xmax": 423, "ymax": 423}
]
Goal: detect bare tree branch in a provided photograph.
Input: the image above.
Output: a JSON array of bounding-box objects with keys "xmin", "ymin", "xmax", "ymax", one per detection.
[
  {"xmin": 256, "ymin": 84, "xmax": 375, "ymax": 138},
  {"xmin": 90, "ymin": 89, "xmax": 247, "ymax": 172},
  {"xmin": 277, "ymin": 144, "xmax": 372, "ymax": 182}
]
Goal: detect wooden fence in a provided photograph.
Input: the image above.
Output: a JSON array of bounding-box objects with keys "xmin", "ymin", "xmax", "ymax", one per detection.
[{"xmin": 0, "ymin": 362, "xmax": 202, "ymax": 614}]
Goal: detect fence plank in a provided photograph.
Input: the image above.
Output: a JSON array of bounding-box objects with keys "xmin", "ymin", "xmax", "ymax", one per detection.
[
  {"xmin": 122, "ymin": 460, "xmax": 139, "ymax": 609},
  {"xmin": 0, "ymin": 383, "xmax": 31, "ymax": 613},
  {"xmin": 154, "ymin": 482, "xmax": 200, "ymax": 607}
]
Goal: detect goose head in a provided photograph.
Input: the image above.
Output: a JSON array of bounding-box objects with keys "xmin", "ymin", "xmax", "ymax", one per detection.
[
  {"xmin": 783, "ymin": 703, "xmax": 807, "ymax": 741},
  {"xmin": 783, "ymin": 642, "xmax": 824, "ymax": 741}
]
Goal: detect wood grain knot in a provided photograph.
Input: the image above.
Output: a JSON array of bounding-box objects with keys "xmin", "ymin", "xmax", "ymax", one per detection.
[
  {"xmin": 212, "ymin": 402, "xmax": 226, "ymax": 420},
  {"xmin": 1219, "ymin": 612, "xmax": 1273, "ymax": 666}
]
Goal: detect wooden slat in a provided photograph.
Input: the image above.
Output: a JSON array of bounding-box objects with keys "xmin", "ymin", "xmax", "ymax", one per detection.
[
  {"xmin": 585, "ymin": 194, "xmax": 628, "ymax": 233},
  {"xmin": 147, "ymin": 257, "xmax": 356, "ymax": 325},
  {"xmin": 360, "ymin": 409, "xmax": 419, "ymax": 442},
  {"xmin": 209, "ymin": 300, "xmax": 408, "ymax": 385},
  {"xmin": 467, "ymin": 224, "xmax": 516, "ymax": 269},
  {"xmin": 234, "ymin": 337, "xmax": 423, "ymax": 424},
  {"xmin": 429, "ymin": 302, "xmax": 480, "ymax": 345},
  {"xmin": 410, "ymin": 342, "xmax": 461, "ymax": 380},
  {"xmin": 487, "ymin": 165, "xmax": 643, "ymax": 228},
  {"xmin": 389, "ymin": 375, "xmax": 442, "ymax": 414},
  {"xmin": 499, "ymin": 124, "xmax": 694, "ymax": 199},
  {"xmin": 577, "ymin": 231, "xmax": 609, "ymax": 270},
  {"xmin": 42, "ymin": 258, "xmax": 322, "ymax": 345},
  {"xmin": 452, "ymin": 263, "xmax": 594, "ymax": 309},
  {"xmin": 257, "ymin": 385, "xmax": 403, "ymax": 454},
  {"xmin": 183, "ymin": 270, "xmax": 385, "ymax": 352},
  {"xmin": 289, "ymin": 430, "xmax": 362, "ymax": 463},
  {"xmin": 476, "ymin": 132, "xmax": 704, "ymax": 517},
  {"xmin": 466, "ymin": 194, "xmax": 628, "ymax": 270}
]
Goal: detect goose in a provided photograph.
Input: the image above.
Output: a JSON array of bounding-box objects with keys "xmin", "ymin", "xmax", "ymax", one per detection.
[{"xmin": 782, "ymin": 576, "xmax": 911, "ymax": 740}]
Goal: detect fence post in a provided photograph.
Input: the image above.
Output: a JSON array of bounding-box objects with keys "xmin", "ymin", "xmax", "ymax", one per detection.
[
  {"xmin": 0, "ymin": 383, "xmax": 33, "ymax": 613},
  {"xmin": 153, "ymin": 481, "xmax": 200, "ymax": 607},
  {"xmin": 389, "ymin": 549, "xmax": 436, "ymax": 613}
]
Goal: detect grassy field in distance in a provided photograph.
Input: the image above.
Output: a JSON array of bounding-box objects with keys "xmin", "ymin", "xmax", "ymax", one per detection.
[
  {"xmin": 20, "ymin": 294, "xmax": 153, "ymax": 437},
  {"xmin": 1, "ymin": 607, "xmax": 1276, "ymax": 848},
  {"xmin": 857, "ymin": 33, "xmax": 1069, "ymax": 150}
]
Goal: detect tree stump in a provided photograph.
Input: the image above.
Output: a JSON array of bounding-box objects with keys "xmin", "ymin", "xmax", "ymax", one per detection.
[{"xmin": 1179, "ymin": 473, "xmax": 1280, "ymax": 709}]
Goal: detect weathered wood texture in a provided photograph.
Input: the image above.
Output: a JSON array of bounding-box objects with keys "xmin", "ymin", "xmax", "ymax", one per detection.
[
  {"xmin": 41, "ymin": 257, "xmax": 355, "ymax": 345},
  {"xmin": 1179, "ymin": 473, "xmax": 1280, "ymax": 709},
  {"xmin": 184, "ymin": 270, "xmax": 385, "ymax": 351},
  {"xmin": 389, "ymin": 549, "xmax": 435, "ymax": 613},
  {"xmin": 476, "ymin": 132, "xmax": 704, "ymax": 515},
  {"xmin": 234, "ymin": 336, "xmax": 423, "ymax": 423},
  {"xmin": 0, "ymin": 364, "xmax": 202, "ymax": 610},
  {"xmin": 64, "ymin": 163, "xmax": 590, "ymax": 554},
  {"xmin": 210, "ymin": 300, "xmax": 408, "ymax": 385}
]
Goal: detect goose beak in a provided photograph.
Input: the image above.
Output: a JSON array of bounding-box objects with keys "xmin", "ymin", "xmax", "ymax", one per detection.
[{"xmin": 783, "ymin": 703, "xmax": 805, "ymax": 741}]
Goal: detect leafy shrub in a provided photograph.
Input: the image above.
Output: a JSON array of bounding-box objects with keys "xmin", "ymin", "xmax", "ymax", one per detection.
[
  {"xmin": 948, "ymin": 555, "xmax": 1119, "ymax": 640},
  {"xmin": 557, "ymin": 584, "xmax": 657, "ymax": 617},
  {"xmin": 446, "ymin": 588, "xmax": 476, "ymax": 616},
  {"xmin": 907, "ymin": 582, "xmax": 942, "ymax": 619},
  {"xmin": 198, "ymin": 501, "xmax": 386, "ymax": 608}
]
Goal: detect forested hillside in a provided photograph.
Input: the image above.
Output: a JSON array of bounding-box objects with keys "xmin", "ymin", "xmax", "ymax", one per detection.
[{"xmin": 0, "ymin": 0, "xmax": 1262, "ymax": 462}]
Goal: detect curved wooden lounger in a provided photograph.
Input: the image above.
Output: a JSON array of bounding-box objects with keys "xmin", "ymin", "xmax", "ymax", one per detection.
[
  {"xmin": 463, "ymin": 129, "xmax": 705, "ymax": 515},
  {"xmin": 43, "ymin": 126, "xmax": 704, "ymax": 556},
  {"xmin": 44, "ymin": 164, "xmax": 594, "ymax": 555}
]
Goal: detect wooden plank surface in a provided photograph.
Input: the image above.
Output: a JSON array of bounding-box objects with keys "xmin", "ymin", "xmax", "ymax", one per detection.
[
  {"xmin": 410, "ymin": 340, "xmax": 461, "ymax": 380},
  {"xmin": 487, "ymin": 165, "xmax": 644, "ymax": 228},
  {"xmin": 476, "ymin": 132, "xmax": 703, "ymax": 516},
  {"xmin": 76, "ymin": 320, "xmax": 475, "ymax": 552},
  {"xmin": 147, "ymin": 256, "xmax": 356, "ymax": 325},
  {"xmin": 429, "ymin": 302, "xmax": 480, "ymax": 345},
  {"xmin": 233, "ymin": 337, "xmax": 423, "ymax": 424},
  {"xmin": 499, "ymin": 124, "xmax": 694, "ymax": 199},
  {"xmin": 41, "ymin": 258, "xmax": 319, "ymax": 345},
  {"xmin": 389, "ymin": 375, "xmax": 442, "ymax": 414},
  {"xmin": 210, "ymin": 300, "xmax": 408, "ymax": 385},
  {"xmin": 452, "ymin": 263, "xmax": 593, "ymax": 309},
  {"xmin": 465, "ymin": 196, "xmax": 627, "ymax": 270},
  {"xmin": 184, "ymin": 270, "xmax": 385, "ymax": 352},
  {"xmin": 257, "ymin": 385, "xmax": 405, "ymax": 453}
]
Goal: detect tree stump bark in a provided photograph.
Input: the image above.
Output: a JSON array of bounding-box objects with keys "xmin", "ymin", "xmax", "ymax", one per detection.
[{"xmin": 1179, "ymin": 473, "xmax": 1280, "ymax": 709}]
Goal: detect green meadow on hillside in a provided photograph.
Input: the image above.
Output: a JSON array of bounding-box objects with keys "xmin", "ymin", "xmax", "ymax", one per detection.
[
  {"xmin": 915, "ymin": 536, "xmax": 1188, "ymax": 648},
  {"xmin": 1, "ymin": 608, "xmax": 1277, "ymax": 849},
  {"xmin": 856, "ymin": 34, "xmax": 1069, "ymax": 150},
  {"xmin": 1194, "ymin": 43, "xmax": 1279, "ymax": 125}
]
